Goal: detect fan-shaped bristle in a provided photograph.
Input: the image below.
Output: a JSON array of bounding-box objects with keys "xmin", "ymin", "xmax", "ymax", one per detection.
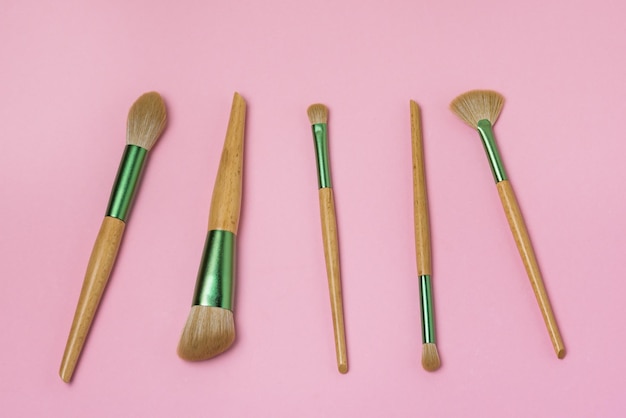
[
  {"xmin": 126, "ymin": 92, "xmax": 167, "ymax": 150},
  {"xmin": 307, "ymin": 104, "xmax": 328, "ymax": 124},
  {"xmin": 450, "ymin": 90, "xmax": 504, "ymax": 128},
  {"xmin": 421, "ymin": 343, "xmax": 441, "ymax": 372},
  {"xmin": 177, "ymin": 306, "xmax": 236, "ymax": 361}
]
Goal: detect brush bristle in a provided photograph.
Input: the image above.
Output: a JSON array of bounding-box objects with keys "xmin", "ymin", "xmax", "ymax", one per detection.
[
  {"xmin": 177, "ymin": 306, "xmax": 235, "ymax": 361},
  {"xmin": 450, "ymin": 90, "xmax": 504, "ymax": 128},
  {"xmin": 421, "ymin": 343, "xmax": 441, "ymax": 371},
  {"xmin": 307, "ymin": 104, "xmax": 328, "ymax": 124},
  {"xmin": 126, "ymin": 92, "xmax": 167, "ymax": 150}
]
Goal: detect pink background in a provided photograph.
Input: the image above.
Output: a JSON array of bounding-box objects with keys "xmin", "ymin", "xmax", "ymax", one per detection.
[{"xmin": 1, "ymin": 0, "xmax": 624, "ymax": 416}]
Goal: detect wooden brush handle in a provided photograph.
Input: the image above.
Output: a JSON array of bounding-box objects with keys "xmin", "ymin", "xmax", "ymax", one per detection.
[
  {"xmin": 410, "ymin": 101, "xmax": 431, "ymax": 276},
  {"xmin": 318, "ymin": 187, "xmax": 348, "ymax": 373},
  {"xmin": 496, "ymin": 180, "xmax": 565, "ymax": 358},
  {"xmin": 60, "ymin": 216, "xmax": 126, "ymax": 382},
  {"xmin": 208, "ymin": 93, "xmax": 246, "ymax": 234}
]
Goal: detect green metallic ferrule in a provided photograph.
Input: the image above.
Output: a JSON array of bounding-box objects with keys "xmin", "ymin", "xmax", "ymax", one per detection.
[
  {"xmin": 312, "ymin": 123, "xmax": 332, "ymax": 189},
  {"xmin": 477, "ymin": 119, "xmax": 508, "ymax": 183},
  {"xmin": 105, "ymin": 145, "xmax": 148, "ymax": 222},
  {"xmin": 419, "ymin": 275, "xmax": 436, "ymax": 344},
  {"xmin": 192, "ymin": 230, "xmax": 236, "ymax": 310}
]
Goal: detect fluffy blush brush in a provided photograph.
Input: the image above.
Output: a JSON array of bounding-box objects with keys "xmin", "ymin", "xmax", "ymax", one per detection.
[
  {"xmin": 177, "ymin": 93, "xmax": 246, "ymax": 361},
  {"xmin": 59, "ymin": 92, "xmax": 167, "ymax": 382},
  {"xmin": 450, "ymin": 90, "xmax": 565, "ymax": 358}
]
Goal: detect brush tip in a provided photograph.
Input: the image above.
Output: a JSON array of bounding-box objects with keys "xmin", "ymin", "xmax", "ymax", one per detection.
[
  {"xmin": 232, "ymin": 91, "xmax": 246, "ymax": 106},
  {"xmin": 338, "ymin": 362, "xmax": 348, "ymax": 374},
  {"xmin": 177, "ymin": 306, "xmax": 235, "ymax": 361},
  {"xmin": 421, "ymin": 343, "xmax": 441, "ymax": 371},
  {"xmin": 126, "ymin": 91, "xmax": 167, "ymax": 150},
  {"xmin": 449, "ymin": 89, "xmax": 504, "ymax": 128},
  {"xmin": 307, "ymin": 103, "xmax": 328, "ymax": 124},
  {"xmin": 59, "ymin": 368, "xmax": 72, "ymax": 383}
]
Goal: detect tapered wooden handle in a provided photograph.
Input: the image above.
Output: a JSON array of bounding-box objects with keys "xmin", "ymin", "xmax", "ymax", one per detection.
[
  {"xmin": 208, "ymin": 92, "xmax": 246, "ymax": 234},
  {"xmin": 410, "ymin": 100, "xmax": 431, "ymax": 276},
  {"xmin": 60, "ymin": 216, "xmax": 126, "ymax": 382},
  {"xmin": 318, "ymin": 187, "xmax": 348, "ymax": 373},
  {"xmin": 496, "ymin": 180, "xmax": 565, "ymax": 358}
]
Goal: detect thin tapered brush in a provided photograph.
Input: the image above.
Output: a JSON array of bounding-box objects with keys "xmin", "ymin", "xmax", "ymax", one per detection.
[
  {"xmin": 60, "ymin": 92, "xmax": 167, "ymax": 382},
  {"xmin": 410, "ymin": 100, "xmax": 441, "ymax": 371},
  {"xmin": 307, "ymin": 104, "xmax": 348, "ymax": 374},
  {"xmin": 177, "ymin": 92, "xmax": 246, "ymax": 361},
  {"xmin": 450, "ymin": 89, "xmax": 565, "ymax": 359}
]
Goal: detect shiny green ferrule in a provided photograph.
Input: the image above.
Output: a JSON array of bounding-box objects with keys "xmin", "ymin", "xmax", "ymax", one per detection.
[
  {"xmin": 312, "ymin": 123, "xmax": 332, "ymax": 189},
  {"xmin": 105, "ymin": 145, "xmax": 148, "ymax": 222},
  {"xmin": 191, "ymin": 230, "xmax": 236, "ymax": 310},
  {"xmin": 419, "ymin": 275, "xmax": 436, "ymax": 344},
  {"xmin": 477, "ymin": 119, "xmax": 508, "ymax": 183}
]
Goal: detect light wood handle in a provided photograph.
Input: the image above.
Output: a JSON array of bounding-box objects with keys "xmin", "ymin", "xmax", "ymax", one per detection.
[
  {"xmin": 60, "ymin": 216, "xmax": 126, "ymax": 382},
  {"xmin": 208, "ymin": 92, "xmax": 246, "ymax": 234},
  {"xmin": 318, "ymin": 187, "xmax": 348, "ymax": 373},
  {"xmin": 496, "ymin": 180, "xmax": 565, "ymax": 358},
  {"xmin": 410, "ymin": 100, "xmax": 431, "ymax": 276}
]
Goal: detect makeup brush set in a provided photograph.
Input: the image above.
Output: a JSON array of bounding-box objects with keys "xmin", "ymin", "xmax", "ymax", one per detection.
[{"xmin": 59, "ymin": 89, "xmax": 565, "ymax": 383}]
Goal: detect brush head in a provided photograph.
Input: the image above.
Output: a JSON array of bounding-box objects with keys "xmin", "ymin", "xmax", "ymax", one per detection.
[
  {"xmin": 307, "ymin": 103, "xmax": 328, "ymax": 124},
  {"xmin": 421, "ymin": 343, "xmax": 441, "ymax": 372},
  {"xmin": 450, "ymin": 90, "xmax": 504, "ymax": 128},
  {"xmin": 126, "ymin": 92, "xmax": 167, "ymax": 150},
  {"xmin": 177, "ymin": 306, "xmax": 236, "ymax": 361}
]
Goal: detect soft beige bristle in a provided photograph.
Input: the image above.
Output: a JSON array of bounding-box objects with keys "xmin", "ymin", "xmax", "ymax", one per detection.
[
  {"xmin": 450, "ymin": 90, "xmax": 504, "ymax": 128},
  {"xmin": 421, "ymin": 343, "xmax": 441, "ymax": 371},
  {"xmin": 307, "ymin": 103, "xmax": 328, "ymax": 124},
  {"xmin": 126, "ymin": 92, "xmax": 167, "ymax": 150},
  {"xmin": 177, "ymin": 306, "xmax": 235, "ymax": 361}
]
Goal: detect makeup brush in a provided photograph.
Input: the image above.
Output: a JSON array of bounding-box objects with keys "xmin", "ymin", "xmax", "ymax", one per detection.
[
  {"xmin": 450, "ymin": 89, "xmax": 565, "ymax": 358},
  {"xmin": 307, "ymin": 104, "xmax": 348, "ymax": 374},
  {"xmin": 410, "ymin": 100, "xmax": 441, "ymax": 371},
  {"xmin": 59, "ymin": 92, "xmax": 167, "ymax": 382},
  {"xmin": 177, "ymin": 92, "xmax": 246, "ymax": 361}
]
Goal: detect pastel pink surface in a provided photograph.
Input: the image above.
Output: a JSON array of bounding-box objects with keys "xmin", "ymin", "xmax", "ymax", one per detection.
[{"xmin": 1, "ymin": 0, "xmax": 624, "ymax": 416}]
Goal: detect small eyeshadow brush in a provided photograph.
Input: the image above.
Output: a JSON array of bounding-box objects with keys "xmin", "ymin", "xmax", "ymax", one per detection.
[
  {"xmin": 410, "ymin": 100, "xmax": 441, "ymax": 371},
  {"xmin": 307, "ymin": 104, "xmax": 348, "ymax": 374}
]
